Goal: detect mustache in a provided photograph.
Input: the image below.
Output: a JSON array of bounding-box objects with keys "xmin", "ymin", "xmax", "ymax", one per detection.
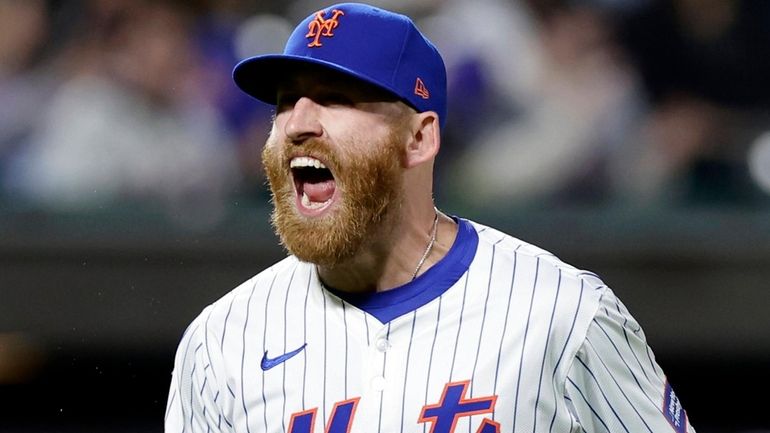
[{"xmin": 274, "ymin": 137, "xmax": 342, "ymax": 173}]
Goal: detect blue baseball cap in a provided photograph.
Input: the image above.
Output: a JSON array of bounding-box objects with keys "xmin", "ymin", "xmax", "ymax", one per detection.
[{"xmin": 233, "ymin": 2, "xmax": 447, "ymax": 128}]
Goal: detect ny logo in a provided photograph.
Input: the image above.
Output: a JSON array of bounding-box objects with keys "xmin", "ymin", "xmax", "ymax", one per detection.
[
  {"xmin": 288, "ymin": 380, "xmax": 500, "ymax": 433},
  {"xmin": 306, "ymin": 9, "xmax": 345, "ymax": 47}
]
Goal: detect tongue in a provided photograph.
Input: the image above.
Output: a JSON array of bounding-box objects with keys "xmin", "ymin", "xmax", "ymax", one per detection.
[{"xmin": 303, "ymin": 180, "xmax": 336, "ymax": 203}]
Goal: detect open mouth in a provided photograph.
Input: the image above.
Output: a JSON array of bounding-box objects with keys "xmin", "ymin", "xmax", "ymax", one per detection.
[{"xmin": 290, "ymin": 156, "xmax": 337, "ymax": 215}]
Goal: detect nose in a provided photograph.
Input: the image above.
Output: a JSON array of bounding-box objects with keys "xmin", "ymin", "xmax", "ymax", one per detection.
[{"xmin": 283, "ymin": 96, "xmax": 323, "ymax": 143}]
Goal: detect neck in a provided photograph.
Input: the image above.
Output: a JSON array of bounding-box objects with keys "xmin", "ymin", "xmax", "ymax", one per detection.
[{"xmin": 317, "ymin": 205, "xmax": 458, "ymax": 294}]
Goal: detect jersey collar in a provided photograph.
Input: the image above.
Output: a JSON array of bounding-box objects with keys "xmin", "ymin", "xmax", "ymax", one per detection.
[{"xmin": 324, "ymin": 217, "xmax": 479, "ymax": 323}]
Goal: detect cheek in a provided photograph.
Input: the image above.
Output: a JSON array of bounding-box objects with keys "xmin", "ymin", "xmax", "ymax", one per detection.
[{"xmin": 261, "ymin": 136, "xmax": 286, "ymax": 183}]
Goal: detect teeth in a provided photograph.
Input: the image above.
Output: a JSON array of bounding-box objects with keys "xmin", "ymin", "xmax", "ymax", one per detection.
[
  {"xmin": 301, "ymin": 191, "xmax": 331, "ymax": 209},
  {"xmin": 291, "ymin": 157, "xmax": 327, "ymax": 169}
]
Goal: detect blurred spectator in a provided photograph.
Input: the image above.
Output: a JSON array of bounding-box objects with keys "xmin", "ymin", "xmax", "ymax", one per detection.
[
  {"xmin": 0, "ymin": 0, "xmax": 59, "ymax": 193},
  {"xmin": 1, "ymin": 0, "xmax": 769, "ymax": 217},
  {"xmin": 431, "ymin": 0, "xmax": 770, "ymax": 209},
  {"xmin": 430, "ymin": 0, "xmax": 644, "ymax": 207},
  {"xmin": 5, "ymin": 1, "xmax": 240, "ymax": 226},
  {"xmin": 611, "ymin": 0, "xmax": 770, "ymax": 206},
  {"xmin": 193, "ymin": 1, "xmax": 283, "ymax": 198}
]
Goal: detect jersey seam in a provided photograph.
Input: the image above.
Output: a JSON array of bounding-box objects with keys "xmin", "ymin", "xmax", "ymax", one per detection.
[{"xmin": 559, "ymin": 286, "xmax": 608, "ymax": 410}]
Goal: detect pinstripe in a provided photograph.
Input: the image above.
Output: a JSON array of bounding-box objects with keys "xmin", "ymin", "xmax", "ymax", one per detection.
[
  {"xmin": 377, "ymin": 323, "xmax": 392, "ymax": 433},
  {"xmin": 189, "ymin": 363, "xmax": 197, "ymax": 427},
  {"xmin": 591, "ymin": 317, "xmax": 660, "ymax": 412},
  {"xmin": 492, "ymin": 248, "xmax": 519, "ymax": 418},
  {"xmin": 220, "ymin": 295, "xmax": 236, "ymax": 349},
  {"xmin": 645, "ymin": 345, "xmax": 662, "ymax": 378},
  {"xmin": 532, "ymin": 270, "xmax": 562, "ymax": 433},
  {"xmin": 343, "ymin": 301, "xmax": 349, "ymax": 398},
  {"xmin": 364, "ymin": 312, "xmax": 370, "ymax": 346},
  {"xmin": 423, "ymin": 295, "xmax": 443, "ymax": 433},
  {"xmin": 566, "ymin": 377, "xmax": 611, "ymax": 433},
  {"xmin": 281, "ymin": 266, "xmax": 298, "ymax": 433},
  {"xmin": 166, "ymin": 389, "xmax": 177, "ymax": 422},
  {"xmin": 512, "ymin": 258, "xmax": 540, "ymax": 431},
  {"xmin": 321, "ymin": 288, "xmax": 328, "ymax": 421},
  {"xmin": 260, "ymin": 271, "xmax": 280, "ymax": 433},
  {"xmin": 583, "ymin": 338, "xmax": 655, "ymax": 432},
  {"xmin": 613, "ymin": 299, "xmax": 641, "ymax": 332},
  {"xmin": 401, "ymin": 311, "xmax": 418, "ymax": 433},
  {"xmin": 302, "ymin": 269, "xmax": 311, "ymax": 410},
  {"xmin": 548, "ymin": 279, "xmax": 585, "ymax": 433},
  {"xmin": 178, "ymin": 322, "xmax": 200, "ymax": 431},
  {"xmin": 470, "ymin": 243, "xmax": 499, "ymax": 398},
  {"xmin": 448, "ymin": 273, "xmax": 470, "ymax": 381},
  {"xmin": 610, "ymin": 298, "xmax": 656, "ymax": 388},
  {"xmin": 212, "ymin": 389, "xmax": 232, "ymax": 430},
  {"xmin": 203, "ymin": 406, "xmax": 208, "ymax": 432},
  {"xmin": 608, "ymin": 303, "xmax": 652, "ymax": 387},
  {"xmin": 203, "ymin": 307, "xmax": 222, "ymax": 400},
  {"xmin": 573, "ymin": 355, "xmax": 631, "ymax": 432},
  {"xmin": 566, "ymin": 401, "xmax": 576, "ymax": 433},
  {"xmin": 204, "ymin": 406, "xmax": 209, "ymax": 433},
  {"xmin": 576, "ymin": 271, "xmax": 600, "ymax": 279}
]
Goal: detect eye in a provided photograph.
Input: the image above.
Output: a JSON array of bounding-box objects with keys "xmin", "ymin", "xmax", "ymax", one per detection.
[
  {"xmin": 276, "ymin": 93, "xmax": 299, "ymax": 112},
  {"xmin": 318, "ymin": 92, "xmax": 353, "ymax": 107}
]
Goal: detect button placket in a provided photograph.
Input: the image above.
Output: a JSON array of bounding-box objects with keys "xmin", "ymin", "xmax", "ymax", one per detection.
[{"xmin": 363, "ymin": 325, "xmax": 391, "ymax": 393}]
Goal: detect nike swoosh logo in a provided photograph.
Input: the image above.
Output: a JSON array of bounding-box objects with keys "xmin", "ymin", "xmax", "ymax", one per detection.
[{"xmin": 261, "ymin": 343, "xmax": 307, "ymax": 371}]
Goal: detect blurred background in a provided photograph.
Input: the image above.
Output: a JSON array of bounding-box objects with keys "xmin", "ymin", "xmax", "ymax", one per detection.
[{"xmin": 1, "ymin": 0, "xmax": 769, "ymax": 431}]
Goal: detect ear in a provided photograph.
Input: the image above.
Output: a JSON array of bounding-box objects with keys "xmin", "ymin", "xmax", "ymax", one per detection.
[{"xmin": 404, "ymin": 111, "xmax": 440, "ymax": 169}]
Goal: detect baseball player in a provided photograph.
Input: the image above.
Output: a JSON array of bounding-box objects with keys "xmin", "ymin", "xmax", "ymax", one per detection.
[{"xmin": 165, "ymin": 3, "xmax": 696, "ymax": 433}]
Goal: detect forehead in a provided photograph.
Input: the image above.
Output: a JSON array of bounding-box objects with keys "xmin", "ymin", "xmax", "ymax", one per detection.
[{"xmin": 275, "ymin": 63, "xmax": 402, "ymax": 102}]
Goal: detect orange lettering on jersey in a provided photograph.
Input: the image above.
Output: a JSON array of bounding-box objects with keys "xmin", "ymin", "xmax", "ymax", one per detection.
[
  {"xmin": 419, "ymin": 380, "xmax": 498, "ymax": 433},
  {"xmin": 288, "ymin": 398, "xmax": 359, "ymax": 433},
  {"xmin": 414, "ymin": 77, "xmax": 430, "ymax": 99},
  {"xmin": 306, "ymin": 9, "xmax": 345, "ymax": 48}
]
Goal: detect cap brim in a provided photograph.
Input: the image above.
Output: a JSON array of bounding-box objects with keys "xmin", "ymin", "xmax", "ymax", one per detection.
[{"xmin": 233, "ymin": 54, "xmax": 407, "ymax": 107}]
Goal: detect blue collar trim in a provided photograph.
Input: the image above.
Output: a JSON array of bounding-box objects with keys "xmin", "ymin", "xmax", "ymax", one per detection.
[{"xmin": 327, "ymin": 218, "xmax": 478, "ymax": 323}]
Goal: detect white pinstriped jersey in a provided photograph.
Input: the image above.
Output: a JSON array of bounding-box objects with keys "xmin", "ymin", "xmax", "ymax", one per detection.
[{"xmin": 165, "ymin": 218, "xmax": 695, "ymax": 433}]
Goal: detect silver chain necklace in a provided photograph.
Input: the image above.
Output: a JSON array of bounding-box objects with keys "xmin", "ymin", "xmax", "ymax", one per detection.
[{"xmin": 411, "ymin": 209, "xmax": 439, "ymax": 281}]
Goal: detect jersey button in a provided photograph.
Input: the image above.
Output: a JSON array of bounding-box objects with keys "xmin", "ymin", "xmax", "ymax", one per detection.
[
  {"xmin": 370, "ymin": 375, "xmax": 386, "ymax": 392},
  {"xmin": 375, "ymin": 338, "xmax": 389, "ymax": 352}
]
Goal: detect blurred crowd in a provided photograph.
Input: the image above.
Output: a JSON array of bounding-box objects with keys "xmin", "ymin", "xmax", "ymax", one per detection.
[{"xmin": 1, "ymin": 0, "xmax": 769, "ymax": 227}]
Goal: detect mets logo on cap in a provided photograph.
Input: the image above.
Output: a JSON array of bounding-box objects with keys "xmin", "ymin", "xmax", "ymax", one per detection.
[{"xmin": 306, "ymin": 8, "xmax": 345, "ymax": 47}]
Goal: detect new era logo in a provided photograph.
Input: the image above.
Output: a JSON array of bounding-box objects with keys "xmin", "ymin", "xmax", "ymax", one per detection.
[{"xmin": 414, "ymin": 77, "xmax": 430, "ymax": 99}]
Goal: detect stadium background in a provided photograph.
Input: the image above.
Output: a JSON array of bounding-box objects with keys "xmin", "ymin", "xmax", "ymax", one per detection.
[{"xmin": 1, "ymin": 0, "xmax": 769, "ymax": 432}]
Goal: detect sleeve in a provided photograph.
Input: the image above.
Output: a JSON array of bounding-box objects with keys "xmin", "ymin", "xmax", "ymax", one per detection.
[
  {"xmin": 165, "ymin": 310, "xmax": 232, "ymax": 433},
  {"xmin": 564, "ymin": 288, "xmax": 696, "ymax": 433}
]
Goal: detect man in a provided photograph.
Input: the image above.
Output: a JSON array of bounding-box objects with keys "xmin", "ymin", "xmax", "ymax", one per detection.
[{"xmin": 165, "ymin": 3, "xmax": 695, "ymax": 433}]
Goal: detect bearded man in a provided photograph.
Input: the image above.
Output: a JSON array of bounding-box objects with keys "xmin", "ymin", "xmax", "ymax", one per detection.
[{"xmin": 165, "ymin": 3, "xmax": 696, "ymax": 433}]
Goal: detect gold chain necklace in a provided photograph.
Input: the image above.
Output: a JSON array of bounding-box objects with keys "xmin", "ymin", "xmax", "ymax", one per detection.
[{"xmin": 411, "ymin": 209, "xmax": 439, "ymax": 281}]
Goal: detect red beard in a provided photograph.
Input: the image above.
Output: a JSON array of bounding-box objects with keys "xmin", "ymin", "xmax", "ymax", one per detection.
[{"xmin": 262, "ymin": 131, "xmax": 405, "ymax": 266}]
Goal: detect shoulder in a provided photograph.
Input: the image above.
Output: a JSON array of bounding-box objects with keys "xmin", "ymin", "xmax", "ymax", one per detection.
[
  {"xmin": 466, "ymin": 217, "xmax": 608, "ymax": 298},
  {"xmin": 175, "ymin": 256, "xmax": 308, "ymax": 349},
  {"xmin": 465, "ymin": 216, "xmax": 612, "ymax": 349}
]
